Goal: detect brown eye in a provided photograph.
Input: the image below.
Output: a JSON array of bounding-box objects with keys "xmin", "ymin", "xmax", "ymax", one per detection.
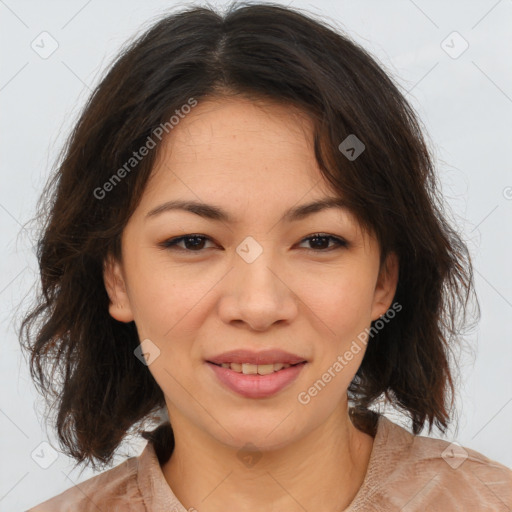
[
  {"xmin": 159, "ymin": 233, "xmax": 348, "ymax": 254},
  {"xmin": 160, "ymin": 234, "xmax": 215, "ymax": 252},
  {"xmin": 298, "ymin": 234, "xmax": 348, "ymax": 252}
]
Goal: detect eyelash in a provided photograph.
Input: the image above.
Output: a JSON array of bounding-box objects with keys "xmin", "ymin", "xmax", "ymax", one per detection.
[{"xmin": 159, "ymin": 233, "xmax": 348, "ymax": 253}]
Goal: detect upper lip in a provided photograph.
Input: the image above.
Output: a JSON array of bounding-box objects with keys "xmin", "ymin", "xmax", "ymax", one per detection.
[{"xmin": 207, "ymin": 349, "xmax": 307, "ymax": 366}]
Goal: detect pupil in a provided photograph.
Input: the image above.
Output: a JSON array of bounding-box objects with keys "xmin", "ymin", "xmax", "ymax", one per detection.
[
  {"xmin": 186, "ymin": 236, "xmax": 204, "ymax": 250},
  {"xmin": 311, "ymin": 236, "xmax": 328, "ymax": 249}
]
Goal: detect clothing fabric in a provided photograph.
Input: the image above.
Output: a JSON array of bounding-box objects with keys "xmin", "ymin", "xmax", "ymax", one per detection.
[{"xmin": 27, "ymin": 411, "xmax": 512, "ymax": 511}]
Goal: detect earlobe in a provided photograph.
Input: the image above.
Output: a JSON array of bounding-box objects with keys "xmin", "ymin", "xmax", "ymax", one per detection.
[
  {"xmin": 371, "ymin": 251, "xmax": 399, "ymax": 321},
  {"xmin": 103, "ymin": 255, "xmax": 135, "ymax": 323}
]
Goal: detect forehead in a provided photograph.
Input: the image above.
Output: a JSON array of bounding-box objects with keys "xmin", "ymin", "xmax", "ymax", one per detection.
[
  {"xmin": 167, "ymin": 95, "xmax": 314, "ymax": 145},
  {"xmin": 149, "ymin": 96, "xmax": 319, "ymax": 186}
]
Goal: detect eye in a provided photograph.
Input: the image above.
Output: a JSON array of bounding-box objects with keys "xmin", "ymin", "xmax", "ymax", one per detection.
[
  {"xmin": 159, "ymin": 234, "xmax": 216, "ymax": 252},
  {"xmin": 159, "ymin": 233, "xmax": 348, "ymax": 253},
  {"xmin": 297, "ymin": 233, "xmax": 348, "ymax": 252}
]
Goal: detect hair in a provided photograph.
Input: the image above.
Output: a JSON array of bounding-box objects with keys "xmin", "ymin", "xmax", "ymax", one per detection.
[{"xmin": 17, "ymin": 0, "xmax": 479, "ymax": 472}]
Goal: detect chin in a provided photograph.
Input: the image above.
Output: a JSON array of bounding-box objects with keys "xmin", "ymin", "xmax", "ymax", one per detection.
[{"xmin": 210, "ymin": 412, "xmax": 304, "ymax": 451}]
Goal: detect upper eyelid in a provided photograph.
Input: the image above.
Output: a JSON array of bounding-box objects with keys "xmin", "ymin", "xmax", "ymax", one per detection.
[{"xmin": 163, "ymin": 233, "xmax": 345, "ymax": 241}]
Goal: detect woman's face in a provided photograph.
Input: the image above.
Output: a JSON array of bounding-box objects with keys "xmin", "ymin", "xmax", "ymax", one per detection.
[{"xmin": 104, "ymin": 96, "xmax": 398, "ymax": 451}]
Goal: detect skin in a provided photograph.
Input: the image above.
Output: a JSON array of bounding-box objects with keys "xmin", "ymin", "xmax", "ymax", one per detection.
[{"xmin": 104, "ymin": 96, "xmax": 399, "ymax": 512}]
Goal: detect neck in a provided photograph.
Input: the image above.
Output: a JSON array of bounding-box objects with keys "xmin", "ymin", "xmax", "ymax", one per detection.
[{"xmin": 161, "ymin": 400, "xmax": 375, "ymax": 512}]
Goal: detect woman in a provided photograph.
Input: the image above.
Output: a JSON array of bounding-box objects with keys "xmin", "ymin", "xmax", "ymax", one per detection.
[{"xmin": 20, "ymin": 2, "xmax": 511, "ymax": 511}]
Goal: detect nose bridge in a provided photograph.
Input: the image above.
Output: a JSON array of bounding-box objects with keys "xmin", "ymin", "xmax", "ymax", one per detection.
[
  {"xmin": 234, "ymin": 234, "xmax": 280, "ymax": 296},
  {"xmin": 223, "ymin": 234, "xmax": 297, "ymax": 329}
]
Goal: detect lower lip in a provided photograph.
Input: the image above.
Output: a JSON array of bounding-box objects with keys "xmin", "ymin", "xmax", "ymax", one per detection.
[{"xmin": 206, "ymin": 362, "xmax": 307, "ymax": 398}]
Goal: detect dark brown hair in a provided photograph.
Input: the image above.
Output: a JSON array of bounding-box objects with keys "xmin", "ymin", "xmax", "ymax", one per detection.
[{"xmin": 18, "ymin": 1, "xmax": 479, "ymax": 471}]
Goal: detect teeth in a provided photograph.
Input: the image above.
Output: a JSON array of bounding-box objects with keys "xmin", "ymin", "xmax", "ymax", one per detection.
[
  {"xmin": 256, "ymin": 364, "xmax": 275, "ymax": 375},
  {"xmin": 218, "ymin": 362, "xmax": 294, "ymax": 374},
  {"xmin": 242, "ymin": 363, "xmax": 258, "ymax": 375}
]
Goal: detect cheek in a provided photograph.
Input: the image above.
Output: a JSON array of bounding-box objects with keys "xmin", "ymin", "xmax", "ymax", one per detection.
[
  {"xmin": 294, "ymin": 266, "xmax": 375, "ymax": 335},
  {"xmin": 290, "ymin": 268, "xmax": 375, "ymax": 387},
  {"xmin": 126, "ymin": 253, "xmax": 209, "ymax": 336}
]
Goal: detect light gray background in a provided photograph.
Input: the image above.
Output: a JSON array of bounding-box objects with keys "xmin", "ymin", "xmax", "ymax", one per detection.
[{"xmin": 1, "ymin": 0, "xmax": 511, "ymax": 510}]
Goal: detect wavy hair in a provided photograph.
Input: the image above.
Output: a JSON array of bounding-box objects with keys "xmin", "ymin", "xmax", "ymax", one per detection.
[{"xmin": 18, "ymin": 1, "xmax": 479, "ymax": 471}]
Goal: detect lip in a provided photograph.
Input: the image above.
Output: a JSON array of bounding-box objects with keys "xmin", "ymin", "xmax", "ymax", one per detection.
[
  {"xmin": 207, "ymin": 361, "xmax": 307, "ymax": 398},
  {"xmin": 206, "ymin": 349, "xmax": 307, "ymax": 366}
]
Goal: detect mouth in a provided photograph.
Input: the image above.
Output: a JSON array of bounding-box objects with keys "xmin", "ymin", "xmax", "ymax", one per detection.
[
  {"xmin": 206, "ymin": 360, "xmax": 308, "ymax": 399},
  {"xmin": 207, "ymin": 361, "xmax": 307, "ymax": 375},
  {"xmin": 205, "ymin": 349, "xmax": 308, "ymax": 398}
]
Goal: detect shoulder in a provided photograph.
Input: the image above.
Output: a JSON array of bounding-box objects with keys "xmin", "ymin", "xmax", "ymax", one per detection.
[
  {"xmin": 26, "ymin": 423, "xmax": 178, "ymax": 512},
  {"xmin": 406, "ymin": 428, "xmax": 511, "ymax": 509},
  {"xmin": 26, "ymin": 454, "xmax": 144, "ymax": 512},
  {"xmin": 353, "ymin": 414, "xmax": 512, "ymax": 511}
]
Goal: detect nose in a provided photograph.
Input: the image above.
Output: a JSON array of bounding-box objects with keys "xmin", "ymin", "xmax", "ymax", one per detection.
[{"xmin": 218, "ymin": 245, "xmax": 298, "ymax": 332}]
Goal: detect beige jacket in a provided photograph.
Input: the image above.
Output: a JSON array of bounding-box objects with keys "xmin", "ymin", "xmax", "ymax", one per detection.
[{"xmin": 27, "ymin": 413, "xmax": 512, "ymax": 511}]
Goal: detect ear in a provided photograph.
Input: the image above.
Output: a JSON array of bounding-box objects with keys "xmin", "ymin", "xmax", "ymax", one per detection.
[
  {"xmin": 370, "ymin": 251, "xmax": 399, "ymax": 321},
  {"xmin": 103, "ymin": 254, "xmax": 135, "ymax": 323}
]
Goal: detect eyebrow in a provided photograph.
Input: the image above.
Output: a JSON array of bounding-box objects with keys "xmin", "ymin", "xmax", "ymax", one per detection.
[{"xmin": 145, "ymin": 197, "xmax": 350, "ymax": 223}]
